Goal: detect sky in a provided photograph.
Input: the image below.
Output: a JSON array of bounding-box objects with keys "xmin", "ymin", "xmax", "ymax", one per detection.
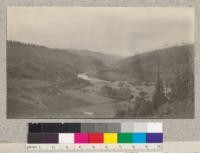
[{"xmin": 7, "ymin": 7, "xmax": 194, "ymax": 57}]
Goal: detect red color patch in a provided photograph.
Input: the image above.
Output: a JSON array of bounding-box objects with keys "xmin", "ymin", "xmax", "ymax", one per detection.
[{"xmin": 88, "ymin": 133, "xmax": 103, "ymax": 143}]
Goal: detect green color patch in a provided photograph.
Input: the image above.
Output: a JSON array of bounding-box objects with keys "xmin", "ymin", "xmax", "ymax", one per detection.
[{"xmin": 117, "ymin": 133, "xmax": 133, "ymax": 143}]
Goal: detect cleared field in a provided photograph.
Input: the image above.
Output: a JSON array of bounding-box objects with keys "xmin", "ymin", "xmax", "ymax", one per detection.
[{"xmin": 62, "ymin": 89, "xmax": 114, "ymax": 104}]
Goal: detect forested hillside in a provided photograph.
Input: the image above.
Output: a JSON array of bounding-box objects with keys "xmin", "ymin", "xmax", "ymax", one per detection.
[
  {"xmin": 115, "ymin": 44, "xmax": 194, "ymax": 118},
  {"xmin": 116, "ymin": 44, "xmax": 194, "ymax": 82}
]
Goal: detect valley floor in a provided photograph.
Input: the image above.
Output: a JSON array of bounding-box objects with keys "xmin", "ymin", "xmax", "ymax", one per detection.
[
  {"xmin": 7, "ymin": 72, "xmax": 154, "ymax": 118},
  {"xmin": 7, "ymin": 72, "xmax": 194, "ymax": 119}
]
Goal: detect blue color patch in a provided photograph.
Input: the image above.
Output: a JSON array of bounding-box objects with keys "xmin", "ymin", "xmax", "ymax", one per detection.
[{"xmin": 133, "ymin": 133, "xmax": 146, "ymax": 143}]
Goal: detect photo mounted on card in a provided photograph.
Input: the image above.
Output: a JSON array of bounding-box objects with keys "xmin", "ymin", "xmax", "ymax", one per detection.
[{"xmin": 7, "ymin": 7, "xmax": 194, "ymax": 119}]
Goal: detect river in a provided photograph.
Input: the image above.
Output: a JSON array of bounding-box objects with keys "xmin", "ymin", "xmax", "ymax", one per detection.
[
  {"xmin": 75, "ymin": 72, "xmax": 157, "ymax": 117},
  {"xmin": 77, "ymin": 73, "xmax": 110, "ymax": 84}
]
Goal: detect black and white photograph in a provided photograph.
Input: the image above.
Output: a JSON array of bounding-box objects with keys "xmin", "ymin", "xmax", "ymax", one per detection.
[{"xmin": 7, "ymin": 7, "xmax": 194, "ymax": 118}]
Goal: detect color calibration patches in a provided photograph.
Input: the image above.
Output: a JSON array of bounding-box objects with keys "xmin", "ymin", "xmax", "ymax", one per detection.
[{"xmin": 28, "ymin": 123, "xmax": 163, "ymax": 144}]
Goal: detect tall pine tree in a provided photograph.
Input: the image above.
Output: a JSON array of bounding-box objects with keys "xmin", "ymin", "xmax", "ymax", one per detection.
[{"xmin": 152, "ymin": 54, "xmax": 167, "ymax": 109}]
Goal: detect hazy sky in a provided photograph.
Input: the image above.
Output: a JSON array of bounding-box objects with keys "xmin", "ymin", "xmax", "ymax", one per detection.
[{"xmin": 7, "ymin": 7, "xmax": 194, "ymax": 56}]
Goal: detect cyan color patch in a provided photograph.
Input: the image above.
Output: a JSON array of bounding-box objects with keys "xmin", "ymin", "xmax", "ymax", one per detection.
[{"xmin": 133, "ymin": 133, "xmax": 146, "ymax": 143}]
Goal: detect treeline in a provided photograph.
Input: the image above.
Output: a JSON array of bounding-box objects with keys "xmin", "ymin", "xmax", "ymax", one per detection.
[
  {"xmin": 116, "ymin": 66, "xmax": 194, "ymax": 118},
  {"xmin": 115, "ymin": 44, "xmax": 194, "ymax": 118},
  {"xmin": 7, "ymin": 40, "xmax": 46, "ymax": 49},
  {"xmin": 101, "ymin": 86, "xmax": 133, "ymax": 101}
]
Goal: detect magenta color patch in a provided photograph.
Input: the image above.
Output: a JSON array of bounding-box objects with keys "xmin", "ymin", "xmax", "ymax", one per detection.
[{"xmin": 74, "ymin": 133, "xmax": 88, "ymax": 143}]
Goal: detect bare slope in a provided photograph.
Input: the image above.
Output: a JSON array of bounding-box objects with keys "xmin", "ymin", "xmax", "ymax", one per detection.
[{"xmin": 7, "ymin": 41, "xmax": 106, "ymax": 118}]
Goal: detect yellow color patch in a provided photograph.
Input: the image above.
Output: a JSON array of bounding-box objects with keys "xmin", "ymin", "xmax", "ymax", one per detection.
[{"xmin": 104, "ymin": 133, "xmax": 118, "ymax": 143}]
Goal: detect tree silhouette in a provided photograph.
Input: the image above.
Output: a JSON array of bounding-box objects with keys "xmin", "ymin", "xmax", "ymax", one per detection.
[{"xmin": 152, "ymin": 54, "xmax": 167, "ymax": 109}]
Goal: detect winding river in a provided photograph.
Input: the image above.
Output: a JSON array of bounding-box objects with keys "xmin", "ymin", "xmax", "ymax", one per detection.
[{"xmin": 77, "ymin": 73, "xmax": 110, "ymax": 84}]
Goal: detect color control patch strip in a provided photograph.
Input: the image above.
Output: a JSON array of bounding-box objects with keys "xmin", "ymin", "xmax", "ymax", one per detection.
[{"xmin": 28, "ymin": 123, "xmax": 163, "ymax": 144}]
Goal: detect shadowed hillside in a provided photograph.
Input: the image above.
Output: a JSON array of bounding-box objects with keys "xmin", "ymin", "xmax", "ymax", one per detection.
[
  {"xmin": 7, "ymin": 41, "xmax": 105, "ymax": 72},
  {"xmin": 116, "ymin": 44, "xmax": 194, "ymax": 82},
  {"xmin": 115, "ymin": 44, "xmax": 194, "ymax": 118},
  {"xmin": 91, "ymin": 44, "xmax": 194, "ymax": 82},
  {"xmin": 7, "ymin": 41, "xmax": 194, "ymax": 119},
  {"xmin": 7, "ymin": 41, "xmax": 106, "ymax": 118},
  {"xmin": 89, "ymin": 44, "xmax": 194, "ymax": 118}
]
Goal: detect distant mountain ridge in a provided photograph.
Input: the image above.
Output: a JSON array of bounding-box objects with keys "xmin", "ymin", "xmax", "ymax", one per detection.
[
  {"xmin": 7, "ymin": 41, "xmax": 105, "ymax": 72},
  {"xmin": 7, "ymin": 40, "xmax": 112, "ymax": 90},
  {"xmin": 115, "ymin": 44, "xmax": 194, "ymax": 82},
  {"xmin": 88, "ymin": 44, "xmax": 194, "ymax": 83},
  {"xmin": 66, "ymin": 49, "xmax": 122, "ymax": 65}
]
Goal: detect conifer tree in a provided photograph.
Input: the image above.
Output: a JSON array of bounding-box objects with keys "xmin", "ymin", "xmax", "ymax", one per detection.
[{"xmin": 152, "ymin": 55, "xmax": 167, "ymax": 109}]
